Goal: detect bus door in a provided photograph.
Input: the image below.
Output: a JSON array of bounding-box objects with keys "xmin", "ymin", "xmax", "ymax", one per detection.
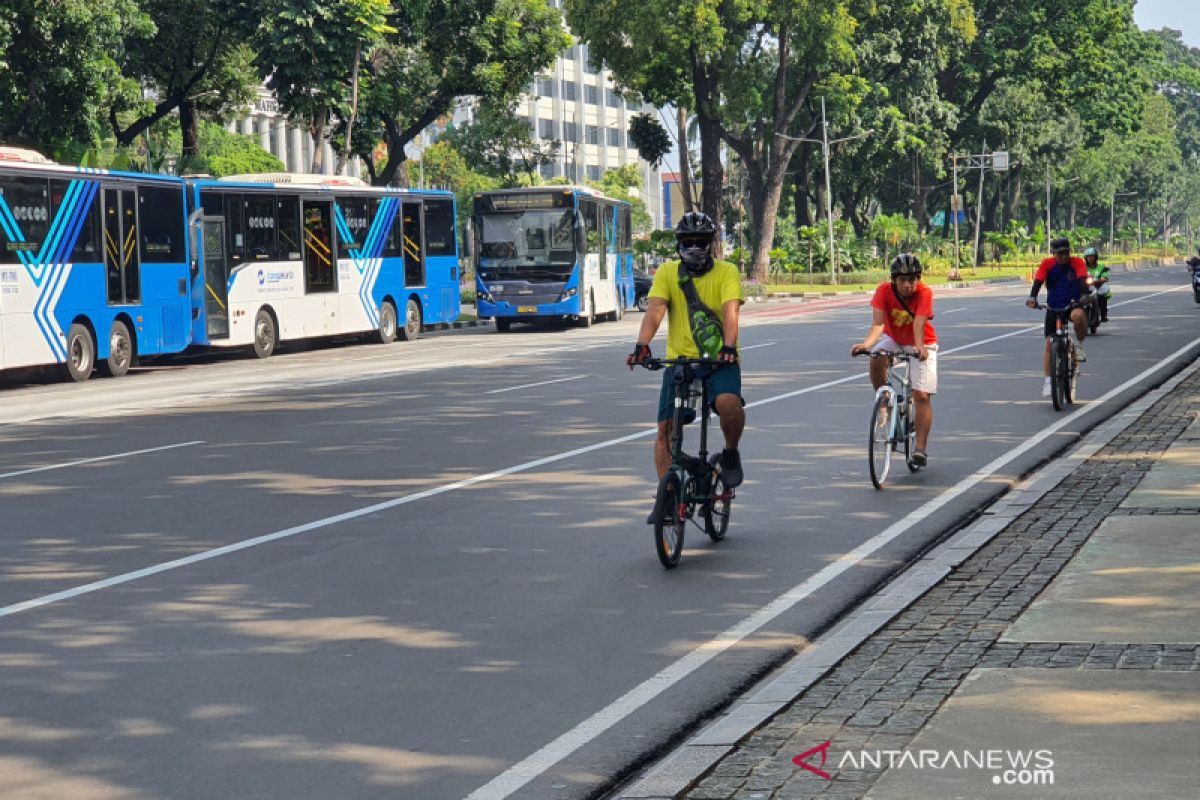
[
  {"xmin": 401, "ymin": 200, "xmax": 425, "ymax": 287},
  {"xmin": 302, "ymin": 199, "xmax": 338, "ymax": 334},
  {"xmin": 103, "ymin": 187, "xmax": 140, "ymax": 305},
  {"xmin": 201, "ymin": 217, "xmax": 229, "ymax": 338}
]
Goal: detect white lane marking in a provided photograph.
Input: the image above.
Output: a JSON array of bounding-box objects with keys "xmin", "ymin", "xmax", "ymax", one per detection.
[
  {"xmin": 486, "ymin": 375, "xmax": 590, "ymax": 395},
  {"xmin": 463, "ymin": 336, "xmax": 1200, "ymax": 800},
  {"xmin": 0, "ymin": 441, "xmax": 205, "ymax": 482},
  {"xmin": 740, "ymin": 341, "xmax": 778, "ymax": 351},
  {"xmin": 941, "ymin": 307, "xmax": 968, "ymax": 314},
  {"xmin": 1, "ymin": 287, "xmax": 1187, "ymax": 619}
]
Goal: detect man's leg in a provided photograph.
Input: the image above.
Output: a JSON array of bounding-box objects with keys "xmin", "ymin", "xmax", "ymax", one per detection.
[
  {"xmin": 1099, "ymin": 294, "xmax": 1109, "ymax": 321},
  {"xmin": 1070, "ymin": 307, "xmax": 1087, "ymax": 340},
  {"xmin": 654, "ymin": 421, "xmax": 672, "ymax": 479},
  {"xmin": 1043, "ymin": 338, "xmax": 1052, "ymax": 376},
  {"xmin": 714, "ymin": 393, "xmax": 745, "ymax": 450},
  {"xmin": 913, "ymin": 390, "xmax": 932, "ymax": 451},
  {"xmin": 869, "ymin": 354, "xmax": 888, "ymax": 390}
]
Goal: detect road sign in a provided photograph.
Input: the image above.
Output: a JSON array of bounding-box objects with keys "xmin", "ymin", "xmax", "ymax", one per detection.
[{"xmin": 992, "ymin": 151, "xmax": 1010, "ymax": 171}]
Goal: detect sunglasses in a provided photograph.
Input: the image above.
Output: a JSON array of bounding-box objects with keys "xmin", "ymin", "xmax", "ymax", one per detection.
[{"xmin": 679, "ymin": 237, "xmax": 710, "ymax": 249}]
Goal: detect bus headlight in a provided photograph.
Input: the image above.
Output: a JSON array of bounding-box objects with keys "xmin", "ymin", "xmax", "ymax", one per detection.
[
  {"xmin": 478, "ymin": 289, "xmax": 496, "ymax": 304},
  {"xmin": 558, "ymin": 287, "xmax": 578, "ymax": 302}
]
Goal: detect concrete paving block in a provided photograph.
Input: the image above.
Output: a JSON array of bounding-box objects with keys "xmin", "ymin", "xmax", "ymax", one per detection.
[
  {"xmin": 1003, "ymin": 516, "xmax": 1200, "ymax": 644},
  {"xmin": 690, "ymin": 702, "xmax": 785, "ymax": 747},
  {"xmin": 867, "ymin": 668, "xmax": 1200, "ymax": 800},
  {"xmin": 618, "ymin": 745, "xmax": 733, "ymax": 799}
]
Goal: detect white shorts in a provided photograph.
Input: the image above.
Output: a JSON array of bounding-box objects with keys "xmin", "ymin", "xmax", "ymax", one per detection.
[{"xmin": 871, "ymin": 335, "xmax": 938, "ymax": 394}]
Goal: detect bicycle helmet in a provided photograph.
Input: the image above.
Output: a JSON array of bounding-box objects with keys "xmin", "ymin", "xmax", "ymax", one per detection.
[
  {"xmin": 1050, "ymin": 237, "xmax": 1070, "ymax": 254},
  {"xmin": 674, "ymin": 212, "xmax": 717, "ymax": 274},
  {"xmin": 889, "ymin": 253, "xmax": 922, "ymax": 278}
]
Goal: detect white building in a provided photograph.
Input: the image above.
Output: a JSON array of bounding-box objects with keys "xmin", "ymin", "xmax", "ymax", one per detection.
[{"xmin": 230, "ymin": 89, "xmax": 364, "ymax": 178}]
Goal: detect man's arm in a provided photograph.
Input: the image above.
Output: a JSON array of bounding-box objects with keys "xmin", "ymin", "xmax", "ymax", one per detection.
[
  {"xmin": 912, "ymin": 316, "xmax": 930, "ymax": 360},
  {"xmin": 851, "ymin": 308, "xmax": 887, "ymax": 355},
  {"xmin": 637, "ymin": 297, "xmax": 667, "ymax": 344},
  {"xmin": 721, "ymin": 299, "xmax": 740, "ymax": 347}
]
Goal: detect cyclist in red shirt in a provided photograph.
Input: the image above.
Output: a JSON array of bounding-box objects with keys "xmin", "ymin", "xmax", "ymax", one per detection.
[
  {"xmin": 850, "ymin": 254, "xmax": 937, "ymax": 466},
  {"xmin": 1025, "ymin": 237, "xmax": 1091, "ymax": 397}
]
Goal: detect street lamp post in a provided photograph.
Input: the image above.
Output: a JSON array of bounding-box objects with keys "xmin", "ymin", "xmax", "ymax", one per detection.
[
  {"xmin": 776, "ymin": 99, "xmax": 873, "ymax": 285},
  {"xmin": 949, "ymin": 148, "xmax": 1009, "ymax": 275},
  {"xmin": 1110, "ymin": 191, "xmax": 1137, "ymax": 251}
]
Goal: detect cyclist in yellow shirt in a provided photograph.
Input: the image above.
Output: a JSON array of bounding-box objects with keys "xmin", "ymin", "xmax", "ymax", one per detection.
[{"xmin": 627, "ymin": 212, "xmax": 745, "ymax": 520}]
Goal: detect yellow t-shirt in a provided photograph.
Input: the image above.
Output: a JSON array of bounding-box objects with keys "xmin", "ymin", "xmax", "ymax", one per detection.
[{"xmin": 648, "ymin": 259, "xmax": 744, "ymax": 358}]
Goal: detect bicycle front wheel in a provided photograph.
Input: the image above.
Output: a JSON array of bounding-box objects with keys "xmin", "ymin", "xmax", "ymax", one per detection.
[
  {"xmin": 869, "ymin": 392, "xmax": 894, "ymax": 489},
  {"xmin": 1060, "ymin": 343, "xmax": 1075, "ymax": 406},
  {"xmin": 653, "ymin": 471, "xmax": 686, "ymax": 568}
]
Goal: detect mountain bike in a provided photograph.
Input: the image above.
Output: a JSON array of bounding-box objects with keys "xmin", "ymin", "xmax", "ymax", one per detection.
[
  {"xmin": 637, "ymin": 357, "xmax": 735, "ymax": 568},
  {"xmin": 855, "ymin": 351, "xmax": 922, "ymax": 489},
  {"xmin": 1034, "ymin": 303, "xmax": 1080, "ymax": 411}
]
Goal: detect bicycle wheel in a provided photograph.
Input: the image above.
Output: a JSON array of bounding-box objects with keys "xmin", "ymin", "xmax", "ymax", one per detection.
[
  {"xmin": 653, "ymin": 471, "xmax": 686, "ymax": 568},
  {"xmin": 903, "ymin": 399, "xmax": 921, "ymax": 472},
  {"xmin": 1060, "ymin": 344, "xmax": 1075, "ymax": 406},
  {"xmin": 703, "ymin": 470, "xmax": 732, "ymax": 541},
  {"xmin": 868, "ymin": 392, "xmax": 894, "ymax": 489},
  {"xmin": 1050, "ymin": 340, "xmax": 1065, "ymax": 411}
]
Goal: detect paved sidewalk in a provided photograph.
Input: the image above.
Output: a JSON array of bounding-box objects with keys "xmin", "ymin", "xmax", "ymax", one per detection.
[{"xmin": 615, "ymin": 362, "xmax": 1200, "ymax": 799}]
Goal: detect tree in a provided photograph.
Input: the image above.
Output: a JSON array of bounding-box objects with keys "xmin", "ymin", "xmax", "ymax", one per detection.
[
  {"xmin": 110, "ymin": 0, "xmax": 259, "ymax": 157},
  {"xmin": 441, "ymin": 100, "xmax": 559, "ymax": 186},
  {"xmin": 412, "ymin": 140, "xmax": 498, "ymax": 233},
  {"xmin": 627, "ymin": 112, "xmax": 672, "ymax": 169},
  {"xmin": 0, "ymin": 0, "xmax": 149, "ymax": 150},
  {"xmin": 588, "ymin": 164, "xmax": 653, "ymax": 232},
  {"xmin": 253, "ymin": 0, "xmax": 393, "ymax": 174},
  {"xmin": 566, "ymin": 0, "xmax": 762, "ymax": 242},
  {"xmin": 353, "ymin": 0, "xmax": 569, "ymax": 186},
  {"xmin": 181, "ymin": 121, "xmax": 285, "ymax": 176}
]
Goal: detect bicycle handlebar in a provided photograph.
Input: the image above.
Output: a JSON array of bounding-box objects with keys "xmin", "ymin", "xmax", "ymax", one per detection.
[
  {"xmin": 637, "ymin": 356, "xmax": 726, "ymax": 372},
  {"xmin": 852, "ymin": 349, "xmax": 913, "ymax": 361}
]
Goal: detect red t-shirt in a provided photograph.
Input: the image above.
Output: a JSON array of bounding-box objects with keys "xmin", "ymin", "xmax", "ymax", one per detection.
[
  {"xmin": 871, "ymin": 282, "xmax": 937, "ymax": 346},
  {"xmin": 1034, "ymin": 255, "xmax": 1088, "ymax": 283}
]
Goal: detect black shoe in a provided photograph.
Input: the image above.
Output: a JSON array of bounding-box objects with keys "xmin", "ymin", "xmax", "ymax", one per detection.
[
  {"xmin": 911, "ymin": 449, "xmax": 928, "ymax": 467},
  {"xmin": 719, "ymin": 448, "xmax": 744, "ymax": 488}
]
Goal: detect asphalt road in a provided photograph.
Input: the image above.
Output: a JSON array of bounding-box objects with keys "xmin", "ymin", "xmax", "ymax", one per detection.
[{"xmin": 0, "ymin": 266, "xmax": 1196, "ymax": 800}]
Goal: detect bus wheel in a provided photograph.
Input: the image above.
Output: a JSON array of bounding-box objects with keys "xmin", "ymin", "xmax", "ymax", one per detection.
[
  {"xmin": 495, "ymin": 317, "xmax": 512, "ymax": 333},
  {"xmin": 378, "ymin": 301, "xmax": 398, "ymax": 343},
  {"xmin": 252, "ymin": 309, "xmax": 277, "ymax": 358},
  {"xmin": 64, "ymin": 323, "xmax": 95, "ymax": 382},
  {"xmin": 103, "ymin": 320, "xmax": 133, "ymax": 377},
  {"xmin": 613, "ymin": 298, "xmax": 624, "ymax": 322},
  {"xmin": 399, "ymin": 298, "xmax": 422, "ymax": 341}
]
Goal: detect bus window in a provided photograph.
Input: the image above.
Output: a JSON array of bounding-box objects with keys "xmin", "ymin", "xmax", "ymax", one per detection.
[
  {"xmin": 382, "ymin": 200, "xmax": 403, "ymax": 258},
  {"xmin": 277, "ymin": 195, "xmax": 301, "ymax": 260},
  {"xmin": 225, "ymin": 193, "xmax": 247, "ymax": 264},
  {"xmin": 401, "ymin": 201, "xmax": 424, "ymax": 287},
  {"xmin": 423, "ymin": 199, "xmax": 456, "ymax": 256},
  {"xmin": 242, "ymin": 194, "xmax": 276, "ymax": 260},
  {"xmin": 45, "ymin": 178, "xmax": 101, "ymax": 263},
  {"xmin": 338, "ymin": 196, "xmax": 370, "ymax": 252},
  {"xmin": 620, "ymin": 206, "xmax": 632, "ymax": 250},
  {"xmin": 138, "ymin": 185, "xmax": 185, "ymax": 263},
  {"xmin": 0, "ymin": 176, "xmax": 50, "ymax": 264}
]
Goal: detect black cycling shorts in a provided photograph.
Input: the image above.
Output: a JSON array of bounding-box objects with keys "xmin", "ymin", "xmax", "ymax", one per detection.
[{"xmin": 1043, "ymin": 307, "xmax": 1074, "ymax": 338}]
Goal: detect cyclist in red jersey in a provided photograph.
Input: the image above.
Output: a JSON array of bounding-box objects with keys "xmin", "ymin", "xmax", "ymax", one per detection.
[{"xmin": 850, "ymin": 253, "xmax": 937, "ymax": 466}]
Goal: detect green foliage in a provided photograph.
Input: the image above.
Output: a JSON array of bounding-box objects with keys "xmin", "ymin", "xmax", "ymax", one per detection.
[
  {"xmin": 412, "ymin": 140, "xmax": 498, "ymax": 231},
  {"xmin": 441, "ymin": 100, "xmax": 558, "ymax": 186},
  {"xmin": 627, "ymin": 113, "xmax": 672, "ymax": 168},
  {"xmin": 179, "ymin": 122, "xmax": 284, "ymax": 176},
  {"xmin": 586, "ymin": 164, "xmax": 652, "ymax": 233},
  {"xmin": 0, "ymin": 0, "xmax": 149, "ymax": 149}
]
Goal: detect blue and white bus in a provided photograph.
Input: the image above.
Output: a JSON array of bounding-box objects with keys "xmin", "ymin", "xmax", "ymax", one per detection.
[
  {"xmin": 185, "ymin": 174, "xmax": 461, "ymax": 356},
  {"xmin": 472, "ymin": 187, "xmax": 635, "ymax": 332},
  {"xmin": 0, "ymin": 147, "xmax": 191, "ymax": 381}
]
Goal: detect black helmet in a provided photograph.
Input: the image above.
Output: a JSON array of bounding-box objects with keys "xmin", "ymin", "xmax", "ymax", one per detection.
[
  {"xmin": 890, "ymin": 253, "xmax": 922, "ymax": 278},
  {"xmin": 1050, "ymin": 237, "xmax": 1070, "ymax": 254},
  {"xmin": 674, "ymin": 211, "xmax": 717, "ymax": 240}
]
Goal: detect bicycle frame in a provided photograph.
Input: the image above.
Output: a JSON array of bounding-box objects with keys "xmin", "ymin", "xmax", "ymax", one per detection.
[{"xmin": 665, "ymin": 360, "xmax": 717, "ymax": 503}]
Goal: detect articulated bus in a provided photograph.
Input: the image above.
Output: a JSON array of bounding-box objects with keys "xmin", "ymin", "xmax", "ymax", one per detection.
[
  {"xmin": 472, "ymin": 187, "xmax": 635, "ymax": 332},
  {"xmin": 186, "ymin": 174, "xmax": 461, "ymax": 356},
  {"xmin": 0, "ymin": 147, "xmax": 191, "ymax": 381}
]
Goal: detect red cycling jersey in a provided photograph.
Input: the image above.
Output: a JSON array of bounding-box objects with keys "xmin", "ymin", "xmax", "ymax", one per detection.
[{"xmin": 871, "ymin": 282, "xmax": 937, "ymax": 346}]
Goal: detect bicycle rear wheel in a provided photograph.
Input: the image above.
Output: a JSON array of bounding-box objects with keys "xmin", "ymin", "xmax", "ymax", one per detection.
[
  {"xmin": 703, "ymin": 470, "xmax": 732, "ymax": 541},
  {"xmin": 869, "ymin": 392, "xmax": 894, "ymax": 489},
  {"xmin": 1050, "ymin": 340, "xmax": 1066, "ymax": 411},
  {"xmin": 653, "ymin": 471, "xmax": 686, "ymax": 568},
  {"xmin": 903, "ymin": 399, "xmax": 921, "ymax": 472},
  {"xmin": 1060, "ymin": 344, "xmax": 1075, "ymax": 406}
]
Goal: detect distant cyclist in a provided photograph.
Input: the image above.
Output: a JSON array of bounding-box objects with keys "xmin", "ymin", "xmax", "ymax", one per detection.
[
  {"xmin": 1026, "ymin": 237, "xmax": 1091, "ymax": 397},
  {"xmin": 850, "ymin": 253, "xmax": 937, "ymax": 467},
  {"xmin": 1083, "ymin": 246, "xmax": 1111, "ymax": 323},
  {"xmin": 627, "ymin": 212, "xmax": 745, "ymax": 522}
]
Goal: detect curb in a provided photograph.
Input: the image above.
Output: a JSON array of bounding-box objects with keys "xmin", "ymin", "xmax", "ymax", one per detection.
[
  {"xmin": 613, "ymin": 353, "xmax": 1200, "ymax": 800},
  {"xmin": 423, "ymin": 318, "xmax": 493, "ymax": 332}
]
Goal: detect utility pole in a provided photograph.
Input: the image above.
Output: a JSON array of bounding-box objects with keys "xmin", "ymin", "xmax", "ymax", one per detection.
[
  {"xmin": 972, "ymin": 141, "xmax": 987, "ymax": 269},
  {"xmin": 821, "ymin": 98, "xmax": 836, "ymax": 284},
  {"xmin": 951, "ymin": 154, "xmax": 960, "ymax": 279},
  {"xmin": 950, "ymin": 148, "xmax": 1007, "ymax": 277}
]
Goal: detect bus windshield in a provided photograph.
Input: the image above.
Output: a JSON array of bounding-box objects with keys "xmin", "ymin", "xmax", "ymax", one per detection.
[{"xmin": 477, "ymin": 209, "xmax": 576, "ymax": 281}]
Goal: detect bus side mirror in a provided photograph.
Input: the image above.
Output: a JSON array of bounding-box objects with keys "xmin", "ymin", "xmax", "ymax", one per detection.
[{"xmin": 575, "ymin": 211, "xmax": 587, "ymax": 254}]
